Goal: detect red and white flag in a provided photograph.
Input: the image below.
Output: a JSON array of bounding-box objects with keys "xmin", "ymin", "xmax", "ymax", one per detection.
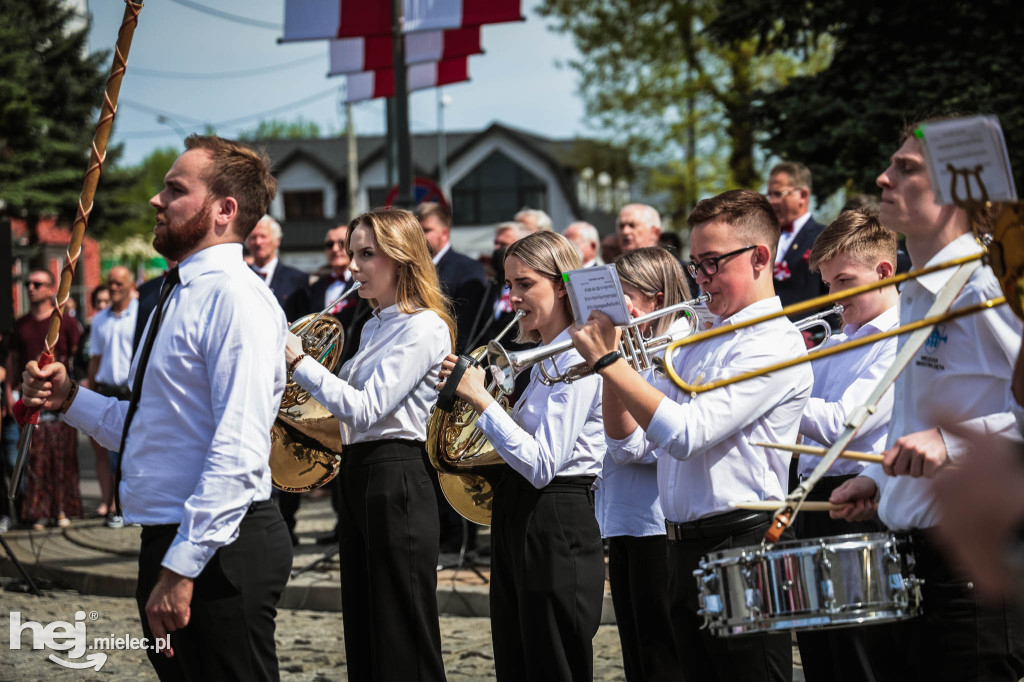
[
  {"xmin": 344, "ymin": 57, "xmax": 469, "ymax": 103},
  {"xmin": 283, "ymin": 0, "xmax": 520, "ymax": 42},
  {"xmin": 329, "ymin": 26, "xmax": 481, "ymax": 75}
]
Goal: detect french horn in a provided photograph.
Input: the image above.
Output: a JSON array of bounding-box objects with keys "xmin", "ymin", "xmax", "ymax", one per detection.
[
  {"xmin": 270, "ymin": 281, "xmax": 361, "ymax": 492},
  {"xmin": 426, "ymin": 311, "xmax": 525, "ymax": 525}
]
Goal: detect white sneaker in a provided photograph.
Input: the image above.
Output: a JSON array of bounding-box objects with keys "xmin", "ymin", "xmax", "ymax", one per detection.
[
  {"xmin": 105, "ymin": 514, "xmax": 124, "ymax": 529},
  {"xmin": 0, "ymin": 516, "xmax": 10, "ymax": 534}
]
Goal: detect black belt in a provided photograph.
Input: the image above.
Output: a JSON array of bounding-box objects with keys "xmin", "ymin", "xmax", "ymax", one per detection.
[
  {"xmin": 666, "ymin": 510, "xmax": 771, "ymax": 542},
  {"xmin": 140, "ymin": 499, "xmax": 274, "ymax": 538}
]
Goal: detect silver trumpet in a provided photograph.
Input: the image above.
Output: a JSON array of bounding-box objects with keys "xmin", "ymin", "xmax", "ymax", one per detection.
[
  {"xmin": 488, "ymin": 293, "xmax": 713, "ymax": 393},
  {"xmin": 795, "ymin": 304, "xmax": 844, "ymax": 351}
]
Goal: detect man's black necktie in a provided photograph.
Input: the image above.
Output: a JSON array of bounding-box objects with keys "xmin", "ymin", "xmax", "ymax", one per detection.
[{"xmin": 114, "ymin": 266, "xmax": 180, "ymax": 511}]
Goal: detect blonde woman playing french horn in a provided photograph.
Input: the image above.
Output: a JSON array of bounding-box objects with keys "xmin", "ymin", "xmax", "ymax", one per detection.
[
  {"xmin": 284, "ymin": 208, "xmax": 454, "ymax": 682},
  {"xmin": 597, "ymin": 247, "xmax": 688, "ymax": 682},
  {"xmin": 437, "ymin": 231, "xmax": 605, "ymax": 681}
]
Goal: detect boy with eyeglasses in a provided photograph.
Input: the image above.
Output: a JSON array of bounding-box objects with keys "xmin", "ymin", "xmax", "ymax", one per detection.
[{"xmin": 572, "ymin": 189, "xmax": 812, "ymax": 681}]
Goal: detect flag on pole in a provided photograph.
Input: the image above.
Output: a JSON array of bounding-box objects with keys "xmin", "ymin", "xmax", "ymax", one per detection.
[
  {"xmin": 344, "ymin": 57, "xmax": 469, "ymax": 103},
  {"xmin": 282, "ymin": 0, "xmax": 521, "ymax": 42},
  {"xmin": 329, "ymin": 27, "xmax": 481, "ymax": 75}
]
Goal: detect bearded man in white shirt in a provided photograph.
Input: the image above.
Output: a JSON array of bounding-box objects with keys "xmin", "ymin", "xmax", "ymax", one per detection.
[
  {"xmin": 831, "ymin": 120, "xmax": 1024, "ymax": 680},
  {"xmin": 573, "ymin": 189, "xmax": 812, "ymax": 681},
  {"xmin": 22, "ymin": 134, "xmax": 291, "ymax": 681}
]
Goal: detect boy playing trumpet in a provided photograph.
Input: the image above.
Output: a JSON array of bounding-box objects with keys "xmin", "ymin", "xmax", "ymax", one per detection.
[{"xmin": 572, "ymin": 189, "xmax": 812, "ymax": 682}]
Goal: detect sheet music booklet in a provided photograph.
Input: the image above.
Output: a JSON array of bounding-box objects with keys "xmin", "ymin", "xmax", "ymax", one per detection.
[
  {"xmin": 563, "ymin": 264, "xmax": 631, "ymax": 326},
  {"xmin": 916, "ymin": 115, "xmax": 1017, "ymax": 205}
]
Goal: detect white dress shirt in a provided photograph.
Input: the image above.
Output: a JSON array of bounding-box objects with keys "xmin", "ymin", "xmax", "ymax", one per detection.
[
  {"xmin": 431, "ymin": 242, "xmax": 451, "ymax": 266},
  {"xmin": 253, "ymin": 256, "xmax": 278, "ymax": 285},
  {"xmin": 775, "ymin": 211, "xmax": 812, "ymax": 264},
  {"xmin": 65, "ymin": 243, "xmax": 286, "ymax": 578},
  {"xmin": 292, "ymin": 305, "xmax": 452, "ymax": 444},
  {"xmin": 475, "ymin": 327, "xmax": 605, "ymax": 489},
  {"xmin": 798, "ymin": 306, "xmax": 898, "ymax": 478},
  {"xmin": 91, "ymin": 298, "xmax": 139, "ymax": 386},
  {"xmin": 595, "ymin": 316, "xmax": 692, "ymax": 538},
  {"xmin": 324, "ymin": 270, "xmax": 351, "ymax": 310},
  {"xmin": 862, "ymin": 233, "xmax": 1023, "ymax": 530},
  {"xmin": 608, "ymin": 296, "xmax": 812, "ymax": 523}
]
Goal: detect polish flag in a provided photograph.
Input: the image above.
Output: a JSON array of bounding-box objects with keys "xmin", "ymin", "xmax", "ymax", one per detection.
[
  {"xmin": 283, "ymin": 0, "xmax": 521, "ymax": 42},
  {"xmin": 329, "ymin": 27, "xmax": 481, "ymax": 75},
  {"xmin": 344, "ymin": 57, "xmax": 469, "ymax": 103}
]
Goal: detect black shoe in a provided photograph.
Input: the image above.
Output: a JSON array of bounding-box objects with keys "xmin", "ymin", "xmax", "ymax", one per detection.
[
  {"xmin": 290, "ymin": 531, "xmax": 299, "ymax": 547},
  {"xmin": 315, "ymin": 530, "xmax": 338, "ymax": 545}
]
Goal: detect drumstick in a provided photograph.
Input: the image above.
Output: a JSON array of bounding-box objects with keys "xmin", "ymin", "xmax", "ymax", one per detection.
[
  {"xmin": 730, "ymin": 500, "xmax": 845, "ymax": 512},
  {"xmin": 752, "ymin": 441, "xmax": 884, "ymax": 464}
]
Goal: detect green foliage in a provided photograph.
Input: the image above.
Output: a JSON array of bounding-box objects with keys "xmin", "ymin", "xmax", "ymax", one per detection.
[
  {"xmin": 0, "ymin": 0, "xmax": 140, "ymax": 239},
  {"xmin": 537, "ymin": 0, "xmax": 829, "ymax": 215},
  {"xmin": 239, "ymin": 117, "xmax": 323, "ymax": 140},
  {"xmin": 708, "ymin": 0, "xmax": 1024, "ymax": 201}
]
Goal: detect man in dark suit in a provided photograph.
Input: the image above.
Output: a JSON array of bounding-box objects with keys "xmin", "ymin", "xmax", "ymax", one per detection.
[
  {"xmin": 415, "ymin": 202, "xmax": 486, "ymax": 355},
  {"xmin": 247, "ymin": 214, "xmax": 308, "ymax": 310},
  {"xmin": 285, "ymin": 223, "xmax": 368, "ymax": 362},
  {"xmin": 766, "ymin": 162, "xmax": 828, "ymax": 309}
]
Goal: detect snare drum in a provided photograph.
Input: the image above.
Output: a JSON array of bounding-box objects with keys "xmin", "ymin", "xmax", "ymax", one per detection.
[{"xmin": 693, "ymin": 531, "xmax": 922, "ymax": 637}]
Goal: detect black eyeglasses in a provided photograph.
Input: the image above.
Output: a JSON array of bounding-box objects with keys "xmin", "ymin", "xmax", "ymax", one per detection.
[
  {"xmin": 687, "ymin": 245, "xmax": 757, "ymax": 279},
  {"xmin": 26, "ymin": 281, "xmax": 49, "ymax": 289},
  {"xmin": 323, "ymin": 240, "xmax": 345, "ymax": 249}
]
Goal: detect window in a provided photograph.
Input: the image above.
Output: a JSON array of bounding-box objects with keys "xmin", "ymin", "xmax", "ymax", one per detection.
[
  {"xmin": 452, "ymin": 151, "xmax": 548, "ymax": 225},
  {"xmin": 283, "ymin": 190, "xmax": 324, "ymax": 220}
]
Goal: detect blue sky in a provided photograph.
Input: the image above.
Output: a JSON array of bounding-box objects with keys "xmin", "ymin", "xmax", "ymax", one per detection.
[{"xmin": 85, "ymin": 0, "xmax": 589, "ymax": 166}]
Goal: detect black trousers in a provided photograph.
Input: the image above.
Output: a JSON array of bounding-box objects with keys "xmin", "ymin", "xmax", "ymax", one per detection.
[
  {"xmin": 793, "ymin": 474, "xmax": 905, "ymax": 682},
  {"xmin": 135, "ymin": 500, "xmax": 293, "ymax": 681},
  {"xmin": 490, "ymin": 472, "xmax": 605, "ymax": 682},
  {"xmin": 607, "ymin": 535, "xmax": 681, "ymax": 682},
  {"xmin": 337, "ymin": 439, "xmax": 446, "ymax": 682},
  {"xmin": 893, "ymin": 530, "xmax": 1024, "ymax": 681},
  {"xmin": 667, "ymin": 510, "xmax": 792, "ymax": 682}
]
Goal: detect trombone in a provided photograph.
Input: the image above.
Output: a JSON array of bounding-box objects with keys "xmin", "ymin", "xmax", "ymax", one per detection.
[
  {"xmin": 662, "ymin": 252, "xmax": 1006, "ymax": 395},
  {"xmin": 488, "ymin": 293, "xmax": 712, "ymax": 394}
]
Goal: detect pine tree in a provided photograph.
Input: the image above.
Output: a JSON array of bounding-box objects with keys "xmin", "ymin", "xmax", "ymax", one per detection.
[{"xmin": 0, "ymin": 0, "xmax": 141, "ymax": 243}]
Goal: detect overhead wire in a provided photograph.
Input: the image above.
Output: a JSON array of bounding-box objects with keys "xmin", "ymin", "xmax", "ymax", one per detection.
[
  {"xmin": 166, "ymin": 0, "xmax": 281, "ymax": 30},
  {"xmin": 129, "ymin": 54, "xmax": 322, "ymax": 79}
]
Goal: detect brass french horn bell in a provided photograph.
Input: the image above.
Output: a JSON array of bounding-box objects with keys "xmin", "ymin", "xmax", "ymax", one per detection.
[{"xmin": 270, "ymin": 281, "xmax": 361, "ymax": 492}]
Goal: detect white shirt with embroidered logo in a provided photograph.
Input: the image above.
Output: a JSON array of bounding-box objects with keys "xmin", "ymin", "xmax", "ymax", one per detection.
[
  {"xmin": 607, "ymin": 297, "xmax": 812, "ymax": 523},
  {"xmin": 798, "ymin": 305, "xmax": 898, "ymax": 478},
  {"xmin": 64, "ymin": 243, "xmax": 286, "ymax": 578},
  {"xmin": 861, "ymin": 233, "xmax": 1023, "ymax": 530}
]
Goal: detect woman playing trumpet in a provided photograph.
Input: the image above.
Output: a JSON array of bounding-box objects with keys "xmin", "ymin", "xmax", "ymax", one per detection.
[
  {"xmin": 285, "ymin": 208, "xmax": 454, "ymax": 682},
  {"xmin": 597, "ymin": 247, "xmax": 688, "ymax": 682},
  {"xmin": 438, "ymin": 231, "xmax": 605, "ymax": 681}
]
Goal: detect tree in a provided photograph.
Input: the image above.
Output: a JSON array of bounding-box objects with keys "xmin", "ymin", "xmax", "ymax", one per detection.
[
  {"xmin": 537, "ymin": 0, "xmax": 830, "ymax": 215},
  {"xmin": 708, "ymin": 0, "xmax": 1024, "ymax": 200},
  {"xmin": 239, "ymin": 117, "xmax": 323, "ymax": 140},
  {"xmin": 0, "ymin": 0, "xmax": 140, "ymax": 242}
]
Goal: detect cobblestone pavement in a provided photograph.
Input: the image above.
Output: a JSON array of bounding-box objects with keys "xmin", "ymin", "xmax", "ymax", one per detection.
[{"xmin": 1, "ymin": 586, "xmax": 627, "ymax": 681}]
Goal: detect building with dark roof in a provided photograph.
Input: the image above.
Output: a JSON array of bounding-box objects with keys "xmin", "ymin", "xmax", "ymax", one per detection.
[{"xmin": 257, "ymin": 121, "xmax": 630, "ymax": 269}]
